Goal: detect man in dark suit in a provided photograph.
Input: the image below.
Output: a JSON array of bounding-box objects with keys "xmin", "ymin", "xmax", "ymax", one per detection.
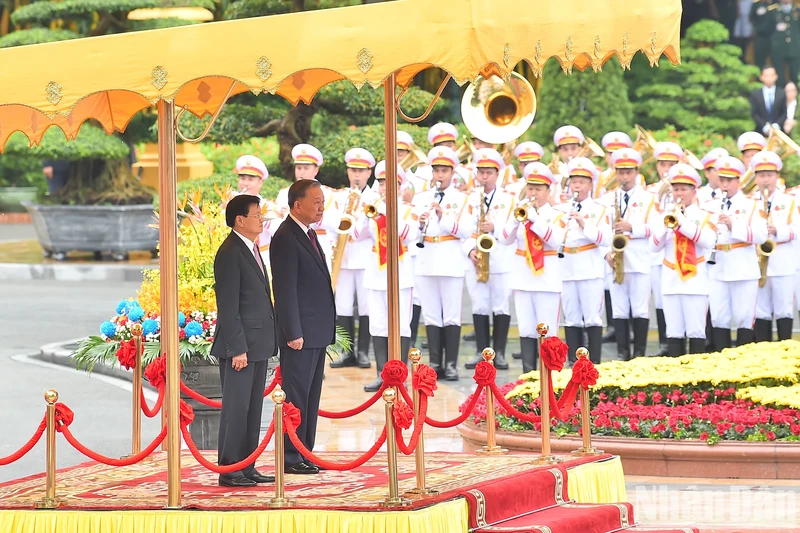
[
  {"xmin": 751, "ymin": 66, "xmax": 788, "ymax": 135},
  {"xmin": 211, "ymin": 194, "xmax": 278, "ymax": 487},
  {"xmin": 270, "ymin": 180, "xmax": 336, "ymax": 475}
]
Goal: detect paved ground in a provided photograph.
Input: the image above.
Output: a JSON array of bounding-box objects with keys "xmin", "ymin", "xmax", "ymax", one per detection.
[{"xmin": 0, "ymin": 223, "xmax": 36, "ymax": 243}]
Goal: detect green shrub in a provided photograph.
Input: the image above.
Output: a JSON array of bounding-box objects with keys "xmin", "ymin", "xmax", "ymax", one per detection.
[
  {"xmin": 0, "ymin": 154, "xmax": 45, "ymax": 191},
  {"xmin": 198, "ymin": 137, "xmax": 281, "ymax": 174},
  {"xmin": 156, "ymin": 172, "xmax": 291, "ymax": 210},
  {"xmin": 0, "ymin": 28, "xmax": 80, "ymax": 48}
]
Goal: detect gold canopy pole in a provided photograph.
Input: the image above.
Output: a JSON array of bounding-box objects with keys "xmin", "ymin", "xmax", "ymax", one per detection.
[
  {"xmin": 157, "ymin": 99, "xmax": 182, "ymax": 509},
  {"xmin": 384, "ymin": 73, "xmax": 400, "ymax": 362}
]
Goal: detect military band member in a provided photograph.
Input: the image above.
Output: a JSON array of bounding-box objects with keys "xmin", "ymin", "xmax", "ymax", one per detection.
[
  {"xmin": 602, "ymin": 148, "xmax": 658, "ymax": 360},
  {"xmin": 398, "ymin": 130, "xmax": 425, "ymax": 195},
  {"xmin": 697, "ymin": 148, "xmax": 729, "ymax": 204},
  {"xmin": 413, "ymin": 147, "xmax": 476, "ymax": 380},
  {"xmin": 415, "ymin": 122, "xmax": 472, "ymax": 189},
  {"xmin": 555, "ymin": 157, "xmax": 612, "ymax": 364},
  {"xmin": 506, "ymin": 142, "xmax": 545, "ymax": 198},
  {"xmin": 352, "ymin": 161, "xmax": 418, "ymax": 392},
  {"xmin": 229, "ymin": 155, "xmax": 275, "ymax": 268},
  {"xmin": 751, "ymin": 151, "xmax": 800, "ymax": 341},
  {"xmin": 707, "ymin": 156, "xmax": 769, "ymax": 349},
  {"xmin": 552, "ymin": 125, "xmax": 585, "ymax": 202},
  {"xmin": 495, "ymin": 163, "xmax": 566, "ymax": 373},
  {"xmin": 650, "ymin": 165, "xmax": 716, "ymax": 356},
  {"xmin": 330, "ymin": 148, "xmax": 380, "ymax": 369},
  {"xmin": 737, "ymin": 132, "xmax": 767, "ymax": 169},
  {"xmin": 463, "ymin": 149, "xmax": 514, "ymax": 370}
]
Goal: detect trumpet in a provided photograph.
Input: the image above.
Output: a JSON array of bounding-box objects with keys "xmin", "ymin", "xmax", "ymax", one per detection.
[
  {"xmin": 757, "ymin": 186, "xmax": 775, "ymax": 288},
  {"xmin": 663, "ymin": 198, "xmax": 684, "ymax": 229},
  {"xmin": 557, "ymin": 192, "xmax": 579, "ymax": 258},
  {"xmin": 364, "ymin": 195, "xmax": 385, "ymax": 219},
  {"xmin": 416, "ymin": 181, "xmax": 442, "ymax": 249},
  {"xmin": 707, "ymin": 191, "xmax": 727, "ymax": 265},
  {"xmin": 514, "ymin": 198, "xmax": 537, "ymax": 222}
]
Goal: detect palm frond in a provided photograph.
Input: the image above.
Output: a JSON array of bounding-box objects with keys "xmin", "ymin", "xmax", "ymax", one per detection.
[
  {"xmin": 72, "ymin": 336, "xmax": 119, "ymax": 373},
  {"xmin": 326, "ymin": 325, "xmax": 353, "ymax": 362}
]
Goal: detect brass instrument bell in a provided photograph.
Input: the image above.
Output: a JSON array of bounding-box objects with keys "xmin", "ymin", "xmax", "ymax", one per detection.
[{"xmin": 461, "ymin": 72, "xmax": 536, "ymax": 145}]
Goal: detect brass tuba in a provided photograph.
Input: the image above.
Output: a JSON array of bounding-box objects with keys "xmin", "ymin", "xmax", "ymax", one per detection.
[
  {"xmin": 579, "ymin": 137, "xmax": 605, "ymax": 159},
  {"xmin": 757, "ymin": 187, "xmax": 775, "ymax": 288},
  {"xmin": 475, "ymin": 186, "xmax": 495, "ymax": 283},
  {"xmin": 461, "ymin": 72, "xmax": 536, "ymax": 145},
  {"xmin": 400, "ymin": 142, "xmax": 429, "ymax": 171},
  {"xmin": 611, "ymin": 192, "xmax": 628, "ymax": 284}
]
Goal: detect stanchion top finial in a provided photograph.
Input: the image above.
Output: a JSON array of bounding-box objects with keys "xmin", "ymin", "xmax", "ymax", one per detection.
[
  {"xmin": 481, "ymin": 348, "xmax": 496, "ymax": 362},
  {"xmin": 408, "ymin": 348, "xmax": 422, "ymax": 363},
  {"xmin": 131, "ymin": 323, "xmax": 143, "ymax": 336},
  {"xmin": 272, "ymin": 385, "xmax": 286, "ymax": 404},
  {"xmin": 576, "ymin": 347, "xmax": 589, "ymax": 359},
  {"xmin": 536, "ymin": 323, "xmax": 549, "ymax": 336},
  {"xmin": 44, "ymin": 390, "xmax": 59, "ymax": 404},
  {"xmin": 382, "ymin": 388, "xmax": 396, "ymax": 403}
]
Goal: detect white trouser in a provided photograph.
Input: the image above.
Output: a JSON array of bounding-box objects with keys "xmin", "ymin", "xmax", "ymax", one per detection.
[
  {"xmin": 367, "ymin": 288, "xmax": 412, "ymax": 337},
  {"xmin": 709, "ymin": 279, "xmax": 759, "ymax": 329},
  {"xmin": 464, "ymin": 271, "xmax": 511, "ymax": 316},
  {"xmin": 650, "ymin": 265, "xmax": 663, "ymax": 309},
  {"xmin": 411, "ymin": 256, "xmax": 421, "ymax": 306},
  {"xmin": 609, "ymin": 272, "xmax": 651, "ymax": 319},
  {"xmin": 795, "ymin": 270, "xmax": 800, "ymax": 310},
  {"xmin": 663, "ymin": 294, "xmax": 708, "ymax": 338},
  {"xmin": 514, "ymin": 291, "xmax": 561, "ymax": 338},
  {"xmin": 415, "ymin": 275, "xmax": 464, "ymax": 327},
  {"xmin": 335, "ymin": 268, "xmax": 368, "ymax": 316},
  {"xmin": 561, "ymin": 279, "xmax": 605, "ymax": 328},
  {"xmin": 756, "ymin": 275, "xmax": 795, "ymax": 320}
]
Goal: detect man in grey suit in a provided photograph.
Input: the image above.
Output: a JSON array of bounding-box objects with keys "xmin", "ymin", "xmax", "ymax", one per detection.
[{"xmin": 211, "ymin": 194, "xmax": 278, "ymax": 487}]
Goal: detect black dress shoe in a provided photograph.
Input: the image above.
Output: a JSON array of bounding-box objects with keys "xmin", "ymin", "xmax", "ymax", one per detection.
[
  {"xmin": 305, "ymin": 460, "xmax": 327, "ymax": 471},
  {"xmin": 219, "ymin": 475, "xmax": 257, "ymax": 487},
  {"xmin": 285, "ymin": 461, "xmax": 320, "ymax": 474},
  {"xmin": 246, "ymin": 471, "xmax": 275, "ymax": 484}
]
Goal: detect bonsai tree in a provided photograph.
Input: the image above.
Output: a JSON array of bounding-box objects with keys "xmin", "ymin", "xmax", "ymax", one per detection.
[{"xmin": 628, "ymin": 19, "xmax": 760, "ymax": 138}]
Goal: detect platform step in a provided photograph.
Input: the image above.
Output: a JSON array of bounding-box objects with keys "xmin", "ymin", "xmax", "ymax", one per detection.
[{"xmin": 473, "ymin": 502, "xmax": 635, "ymax": 533}]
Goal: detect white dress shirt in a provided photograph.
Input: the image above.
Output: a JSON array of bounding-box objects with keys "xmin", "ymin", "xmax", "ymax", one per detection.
[{"xmin": 234, "ymin": 230, "xmax": 260, "ymax": 263}]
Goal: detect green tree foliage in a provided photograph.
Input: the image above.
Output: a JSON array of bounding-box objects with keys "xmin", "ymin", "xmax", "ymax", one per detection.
[
  {"xmin": 0, "ymin": 28, "xmax": 80, "ymax": 47},
  {"xmin": 629, "ymin": 20, "xmax": 760, "ymax": 138},
  {"xmin": 530, "ymin": 57, "xmax": 633, "ymax": 147}
]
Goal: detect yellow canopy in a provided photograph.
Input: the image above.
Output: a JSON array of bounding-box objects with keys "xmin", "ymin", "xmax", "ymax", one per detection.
[{"xmin": 0, "ymin": 0, "xmax": 681, "ymax": 149}]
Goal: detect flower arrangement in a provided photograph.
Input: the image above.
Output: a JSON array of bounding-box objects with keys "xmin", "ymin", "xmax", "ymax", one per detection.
[{"xmin": 461, "ymin": 341, "xmax": 800, "ymax": 445}]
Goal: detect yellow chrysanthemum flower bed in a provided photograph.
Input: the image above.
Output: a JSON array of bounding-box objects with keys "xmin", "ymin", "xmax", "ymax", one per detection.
[{"xmin": 738, "ymin": 384, "xmax": 800, "ymax": 410}]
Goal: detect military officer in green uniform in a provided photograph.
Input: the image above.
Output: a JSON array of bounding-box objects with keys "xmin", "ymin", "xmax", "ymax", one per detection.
[
  {"xmin": 771, "ymin": 0, "xmax": 800, "ymax": 86},
  {"xmin": 751, "ymin": 0, "xmax": 777, "ymax": 69}
]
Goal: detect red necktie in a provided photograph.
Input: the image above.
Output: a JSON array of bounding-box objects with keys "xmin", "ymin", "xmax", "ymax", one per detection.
[{"xmin": 308, "ymin": 228, "xmax": 323, "ymax": 260}]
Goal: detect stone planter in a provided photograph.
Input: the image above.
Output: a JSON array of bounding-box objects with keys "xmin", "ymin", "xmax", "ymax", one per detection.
[
  {"xmin": 181, "ymin": 358, "xmax": 222, "ymax": 451},
  {"xmin": 458, "ymin": 421, "xmax": 800, "ymax": 479},
  {"xmin": 22, "ymin": 201, "xmax": 158, "ymax": 261},
  {"xmin": 0, "ymin": 187, "xmax": 37, "ymax": 213}
]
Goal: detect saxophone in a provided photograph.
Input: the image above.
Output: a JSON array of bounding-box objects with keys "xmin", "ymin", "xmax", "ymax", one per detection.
[
  {"xmin": 331, "ymin": 180, "xmax": 361, "ymax": 288},
  {"xmin": 611, "ymin": 191, "xmax": 628, "ymax": 284},
  {"xmin": 757, "ymin": 187, "xmax": 775, "ymax": 288},
  {"xmin": 475, "ymin": 186, "xmax": 495, "ymax": 283}
]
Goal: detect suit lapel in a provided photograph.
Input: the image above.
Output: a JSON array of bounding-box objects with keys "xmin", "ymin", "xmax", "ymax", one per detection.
[
  {"xmin": 232, "ymin": 232, "xmax": 267, "ymax": 285},
  {"xmin": 289, "ymin": 218, "xmax": 330, "ymax": 279}
]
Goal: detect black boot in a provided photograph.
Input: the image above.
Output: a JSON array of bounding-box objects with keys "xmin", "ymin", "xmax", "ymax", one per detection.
[
  {"xmin": 465, "ymin": 315, "xmax": 491, "ymax": 369},
  {"xmin": 655, "ymin": 309, "xmax": 668, "ymax": 356},
  {"xmin": 614, "ymin": 318, "xmax": 631, "ymax": 361},
  {"xmin": 463, "ymin": 330, "xmax": 476, "ymax": 342},
  {"xmin": 426, "ymin": 326, "xmax": 444, "ymax": 378},
  {"xmin": 565, "ymin": 326, "xmax": 583, "ymax": 364},
  {"xmin": 754, "ymin": 319, "xmax": 773, "ymax": 343},
  {"xmin": 443, "ymin": 325, "xmax": 461, "ymax": 381},
  {"xmin": 777, "ymin": 317, "xmax": 794, "ymax": 341},
  {"xmin": 705, "ymin": 310, "xmax": 715, "ymax": 351},
  {"xmin": 410, "ymin": 305, "xmax": 422, "ymax": 348},
  {"xmin": 688, "ymin": 337, "xmax": 706, "ymax": 354},
  {"xmin": 356, "ymin": 315, "xmax": 372, "ymax": 368},
  {"xmin": 400, "ymin": 337, "xmax": 410, "ymax": 364},
  {"xmin": 713, "ymin": 327, "xmax": 731, "ymax": 351},
  {"xmin": 491, "ymin": 314, "xmax": 511, "ymax": 370},
  {"xmin": 736, "ymin": 328, "xmax": 754, "ymax": 346},
  {"xmin": 331, "ymin": 316, "xmax": 357, "ymax": 367},
  {"xmin": 520, "ymin": 337, "xmax": 538, "ymax": 374},
  {"xmin": 364, "ymin": 336, "xmax": 389, "ymax": 392},
  {"xmin": 667, "ymin": 337, "xmax": 686, "ymax": 357},
  {"xmin": 602, "ymin": 291, "xmax": 616, "ymax": 343},
  {"xmin": 586, "ymin": 326, "xmax": 603, "ymax": 364},
  {"xmin": 631, "ymin": 318, "xmax": 649, "ymax": 358},
  {"xmin": 512, "ymin": 351, "xmax": 522, "ymax": 359}
]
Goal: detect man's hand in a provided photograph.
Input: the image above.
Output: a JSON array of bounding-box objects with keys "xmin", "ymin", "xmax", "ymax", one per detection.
[
  {"xmin": 768, "ymin": 224, "xmax": 777, "ymax": 236},
  {"xmin": 432, "ymin": 203, "xmax": 443, "ymax": 220},
  {"xmin": 231, "ymin": 353, "xmax": 248, "ymax": 371},
  {"xmin": 43, "ymin": 166, "xmax": 54, "ymax": 180},
  {"xmin": 605, "ymin": 252, "xmax": 615, "ymax": 268},
  {"xmin": 614, "ymin": 220, "xmax": 632, "ymax": 233},
  {"xmin": 718, "ymin": 214, "xmax": 732, "ymax": 230},
  {"xmin": 469, "ymin": 248, "xmax": 480, "ymax": 266},
  {"xmin": 479, "ymin": 220, "xmax": 494, "ymax": 233},
  {"xmin": 288, "ymin": 337, "xmax": 304, "ymax": 350},
  {"xmin": 418, "ymin": 211, "xmax": 429, "ymax": 229},
  {"xmin": 569, "ymin": 211, "xmax": 585, "ymax": 229}
]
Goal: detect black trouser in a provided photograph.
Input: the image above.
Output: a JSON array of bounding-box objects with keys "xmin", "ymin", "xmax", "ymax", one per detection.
[
  {"xmin": 218, "ymin": 359, "xmax": 268, "ymax": 478},
  {"xmin": 280, "ymin": 345, "xmax": 327, "ymax": 465}
]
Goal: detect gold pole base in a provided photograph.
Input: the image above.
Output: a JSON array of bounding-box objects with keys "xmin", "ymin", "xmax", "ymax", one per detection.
[
  {"xmin": 122, "ymin": 454, "xmax": 153, "ymax": 463},
  {"xmin": 531, "ymin": 454, "xmax": 563, "ymax": 465},
  {"xmin": 380, "ymin": 496, "xmax": 412, "ymax": 508},
  {"xmin": 268, "ymin": 498, "xmax": 294, "ymax": 508},
  {"xmin": 476, "ymin": 446, "xmax": 508, "ymax": 455},
  {"xmin": 34, "ymin": 498, "xmax": 60, "ymax": 509},
  {"xmin": 571, "ymin": 447, "xmax": 605, "ymax": 457},
  {"xmin": 404, "ymin": 487, "xmax": 439, "ymax": 498}
]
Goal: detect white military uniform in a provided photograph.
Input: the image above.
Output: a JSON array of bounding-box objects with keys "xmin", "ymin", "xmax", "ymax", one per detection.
[
  {"xmin": 551, "ymin": 125, "xmax": 585, "ymax": 204},
  {"xmin": 696, "ymin": 147, "xmax": 728, "ymax": 205},
  {"xmin": 505, "ymin": 142, "xmax": 545, "ymax": 199}
]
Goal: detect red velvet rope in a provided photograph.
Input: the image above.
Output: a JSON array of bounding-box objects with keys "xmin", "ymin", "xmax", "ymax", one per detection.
[
  {"xmin": 179, "ymin": 371, "xmax": 283, "ymax": 410},
  {"xmin": 394, "ymin": 395, "xmax": 428, "ymax": 455},
  {"xmin": 489, "ymin": 381, "xmax": 543, "ymax": 424},
  {"xmin": 284, "ymin": 415, "xmax": 387, "ymax": 470},
  {"xmin": 182, "ymin": 420, "xmax": 275, "ymax": 474},
  {"xmin": 419, "ymin": 384, "xmax": 483, "ymax": 428},
  {"xmin": 141, "ymin": 385, "xmax": 165, "ymax": 418},
  {"xmin": 0, "ymin": 416, "xmax": 46, "ymax": 466},
  {"xmin": 318, "ymin": 384, "xmax": 387, "ymax": 419},
  {"xmin": 60, "ymin": 425, "xmax": 168, "ymax": 466}
]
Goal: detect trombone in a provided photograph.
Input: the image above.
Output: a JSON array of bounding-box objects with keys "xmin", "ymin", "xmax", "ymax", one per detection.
[{"xmin": 416, "ymin": 180, "xmax": 442, "ymax": 248}]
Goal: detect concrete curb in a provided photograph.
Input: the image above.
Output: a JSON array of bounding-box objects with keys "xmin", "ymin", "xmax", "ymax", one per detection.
[
  {"xmin": 0, "ymin": 263, "xmax": 147, "ymax": 282},
  {"xmin": 38, "ymin": 338, "xmax": 141, "ymax": 383}
]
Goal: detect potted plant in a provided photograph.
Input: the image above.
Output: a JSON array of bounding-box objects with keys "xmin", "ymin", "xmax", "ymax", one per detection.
[{"xmin": 0, "ymin": 151, "xmax": 42, "ymax": 213}]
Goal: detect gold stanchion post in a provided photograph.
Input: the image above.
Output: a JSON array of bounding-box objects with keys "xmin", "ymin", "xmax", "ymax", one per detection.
[
  {"xmin": 268, "ymin": 385, "xmax": 293, "ymax": 508},
  {"xmin": 404, "ymin": 348, "xmax": 438, "ymax": 498},
  {"xmin": 476, "ymin": 348, "xmax": 508, "ymax": 455},
  {"xmin": 381, "ymin": 388, "xmax": 410, "ymax": 507},
  {"xmin": 35, "ymin": 390, "xmax": 60, "ymax": 509},
  {"xmin": 123, "ymin": 324, "xmax": 150, "ymax": 461},
  {"xmin": 532, "ymin": 323, "xmax": 562, "ymax": 465},
  {"xmin": 571, "ymin": 348, "xmax": 603, "ymax": 457}
]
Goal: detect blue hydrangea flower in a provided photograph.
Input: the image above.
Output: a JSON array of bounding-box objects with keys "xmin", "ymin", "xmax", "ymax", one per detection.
[
  {"xmin": 130, "ymin": 300, "xmax": 142, "ymax": 309},
  {"xmin": 100, "ymin": 321, "xmax": 117, "ymax": 338},
  {"xmin": 178, "ymin": 312, "xmax": 186, "ymax": 328},
  {"xmin": 184, "ymin": 321, "xmax": 204, "ymax": 338},
  {"xmin": 142, "ymin": 319, "xmax": 160, "ymax": 337},
  {"xmin": 116, "ymin": 300, "xmax": 132, "ymax": 315},
  {"xmin": 128, "ymin": 307, "xmax": 145, "ymax": 322}
]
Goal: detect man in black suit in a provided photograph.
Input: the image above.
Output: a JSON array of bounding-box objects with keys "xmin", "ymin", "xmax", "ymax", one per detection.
[
  {"xmin": 751, "ymin": 66, "xmax": 788, "ymax": 135},
  {"xmin": 270, "ymin": 180, "xmax": 336, "ymax": 475},
  {"xmin": 211, "ymin": 194, "xmax": 278, "ymax": 487}
]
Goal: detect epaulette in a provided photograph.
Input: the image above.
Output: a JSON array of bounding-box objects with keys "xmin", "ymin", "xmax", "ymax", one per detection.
[{"xmin": 768, "ymin": 4, "xmax": 780, "ymax": 11}]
